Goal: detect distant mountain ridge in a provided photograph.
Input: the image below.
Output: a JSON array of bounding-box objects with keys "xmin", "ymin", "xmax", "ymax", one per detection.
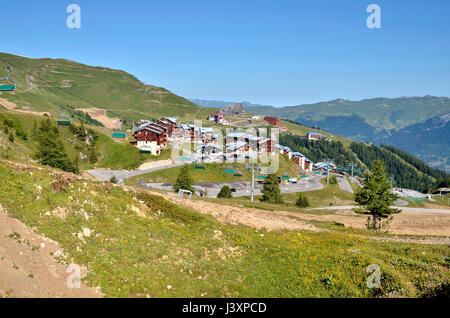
[{"xmin": 189, "ymin": 99, "xmax": 273, "ymax": 109}]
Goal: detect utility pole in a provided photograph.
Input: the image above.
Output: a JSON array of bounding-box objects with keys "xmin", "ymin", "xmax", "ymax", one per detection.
[
  {"xmin": 324, "ymin": 158, "xmax": 334, "ymax": 185},
  {"xmin": 249, "ymin": 163, "xmax": 261, "ymax": 202},
  {"xmin": 327, "ymin": 163, "xmax": 330, "ymax": 185},
  {"xmin": 250, "ymin": 167, "xmax": 255, "ymax": 202},
  {"xmin": 349, "ymin": 162, "xmax": 356, "ymax": 178}
]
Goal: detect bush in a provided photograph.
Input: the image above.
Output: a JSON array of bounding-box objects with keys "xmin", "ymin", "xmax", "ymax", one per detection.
[
  {"xmin": 328, "ymin": 175, "xmax": 338, "ymax": 185},
  {"xmin": 136, "ymin": 192, "xmax": 204, "ymax": 224},
  {"xmin": 3, "ymin": 119, "xmax": 14, "ymax": 128},
  {"xmin": 296, "ymin": 192, "xmax": 309, "ymax": 207},
  {"xmin": 8, "ymin": 133, "xmax": 14, "ymax": 143},
  {"xmin": 261, "ymin": 174, "xmax": 284, "ymax": 204},
  {"xmin": 110, "ymin": 176, "xmax": 118, "ymax": 184},
  {"xmin": 217, "ymin": 185, "xmax": 233, "ymax": 198},
  {"xmin": 173, "ymin": 165, "xmax": 195, "ymax": 193},
  {"xmin": 34, "ymin": 119, "xmax": 79, "ymax": 174}
]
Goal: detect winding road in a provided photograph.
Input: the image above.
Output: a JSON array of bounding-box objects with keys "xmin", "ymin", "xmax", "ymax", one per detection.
[
  {"xmin": 139, "ymin": 175, "xmax": 324, "ymax": 198},
  {"xmin": 87, "ymin": 161, "xmax": 187, "ymax": 185},
  {"xmin": 312, "ymin": 205, "xmax": 450, "ymax": 214}
]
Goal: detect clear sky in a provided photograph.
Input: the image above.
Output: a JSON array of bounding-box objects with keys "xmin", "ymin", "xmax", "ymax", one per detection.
[{"xmin": 1, "ymin": 0, "xmax": 449, "ymax": 106}]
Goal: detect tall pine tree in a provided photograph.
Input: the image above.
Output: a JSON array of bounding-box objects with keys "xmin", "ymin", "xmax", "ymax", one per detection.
[
  {"xmin": 261, "ymin": 174, "xmax": 284, "ymax": 204},
  {"xmin": 354, "ymin": 160, "xmax": 400, "ymax": 231},
  {"xmin": 173, "ymin": 164, "xmax": 195, "ymax": 193}
]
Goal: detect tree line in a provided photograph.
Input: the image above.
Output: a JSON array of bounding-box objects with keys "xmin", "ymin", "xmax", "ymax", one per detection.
[
  {"xmin": 350, "ymin": 142, "xmax": 436, "ymax": 192},
  {"xmin": 279, "ymin": 134, "xmax": 356, "ymax": 166}
]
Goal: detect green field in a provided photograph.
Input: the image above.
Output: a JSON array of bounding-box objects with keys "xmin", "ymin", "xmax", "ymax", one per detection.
[
  {"xmin": 0, "ymin": 110, "xmax": 164, "ymax": 170},
  {"xmin": 0, "ymin": 52, "xmax": 214, "ymax": 125},
  {"xmin": 195, "ymin": 177, "xmax": 355, "ymax": 214},
  {"xmin": 125, "ymin": 155, "xmax": 300, "ymax": 185},
  {"xmin": 0, "ymin": 161, "xmax": 448, "ymax": 297}
]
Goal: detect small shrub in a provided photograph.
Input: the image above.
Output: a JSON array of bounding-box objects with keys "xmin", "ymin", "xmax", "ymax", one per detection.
[
  {"xmin": 217, "ymin": 185, "xmax": 232, "ymax": 198},
  {"xmin": 110, "ymin": 176, "xmax": 118, "ymax": 184},
  {"xmin": 295, "ymin": 192, "xmax": 309, "ymax": 207},
  {"xmin": 328, "ymin": 175, "xmax": 338, "ymax": 185},
  {"xmin": 51, "ymin": 174, "xmax": 76, "ymax": 192},
  {"xmin": 136, "ymin": 192, "xmax": 205, "ymax": 224}
]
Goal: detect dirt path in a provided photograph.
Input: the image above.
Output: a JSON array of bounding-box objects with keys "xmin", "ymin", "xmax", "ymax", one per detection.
[
  {"xmin": 159, "ymin": 193, "xmax": 319, "ymax": 232},
  {"xmin": 153, "ymin": 192, "xmax": 450, "ymax": 242},
  {"xmin": 76, "ymin": 108, "xmax": 121, "ymax": 129},
  {"xmin": 0, "ymin": 97, "xmax": 50, "ymax": 117},
  {"xmin": 0, "ymin": 204, "xmax": 102, "ymax": 298}
]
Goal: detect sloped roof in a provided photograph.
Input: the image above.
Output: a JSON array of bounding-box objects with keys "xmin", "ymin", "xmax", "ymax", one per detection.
[
  {"xmin": 226, "ymin": 141, "xmax": 247, "ymax": 151},
  {"xmin": 135, "ymin": 126, "xmax": 163, "ymax": 135}
]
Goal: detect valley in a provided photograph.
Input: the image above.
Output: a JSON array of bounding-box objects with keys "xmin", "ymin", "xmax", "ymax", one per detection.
[{"xmin": 0, "ymin": 52, "xmax": 449, "ymax": 299}]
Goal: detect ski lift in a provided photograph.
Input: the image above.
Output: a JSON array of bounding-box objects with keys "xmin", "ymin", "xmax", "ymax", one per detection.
[
  {"xmin": 0, "ymin": 67, "xmax": 16, "ymax": 91},
  {"xmin": 56, "ymin": 114, "xmax": 72, "ymax": 126},
  {"xmin": 224, "ymin": 165, "xmax": 234, "ymax": 173}
]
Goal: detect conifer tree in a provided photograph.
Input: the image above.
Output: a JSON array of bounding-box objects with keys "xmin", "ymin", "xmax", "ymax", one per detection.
[
  {"xmin": 217, "ymin": 185, "xmax": 232, "ymax": 198},
  {"xmin": 261, "ymin": 174, "xmax": 284, "ymax": 204},
  {"xmin": 173, "ymin": 165, "xmax": 195, "ymax": 193},
  {"xmin": 354, "ymin": 160, "xmax": 400, "ymax": 231}
]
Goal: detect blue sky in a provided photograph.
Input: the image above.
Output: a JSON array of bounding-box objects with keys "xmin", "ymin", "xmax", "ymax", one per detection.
[{"xmin": 1, "ymin": 0, "xmax": 449, "ymax": 106}]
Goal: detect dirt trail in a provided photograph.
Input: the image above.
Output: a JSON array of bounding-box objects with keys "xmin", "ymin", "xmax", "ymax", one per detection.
[
  {"xmin": 76, "ymin": 108, "xmax": 121, "ymax": 129},
  {"xmin": 0, "ymin": 204, "xmax": 102, "ymax": 298},
  {"xmin": 0, "ymin": 98, "xmax": 50, "ymax": 117},
  {"xmin": 160, "ymin": 193, "xmax": 319, "ymax": 232},
  {"xmin": 155, "ymin": 192, "xmax": 450, "ymax": 243}
]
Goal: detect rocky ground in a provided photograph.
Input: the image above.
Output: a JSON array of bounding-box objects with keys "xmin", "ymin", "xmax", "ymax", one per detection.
[{"xmin": 0, "ymin": 204, "xmax": 102, "ymax": 298}]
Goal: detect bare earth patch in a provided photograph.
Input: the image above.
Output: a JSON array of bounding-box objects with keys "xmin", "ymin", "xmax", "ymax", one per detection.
[
  {"xmin": 143, "ymin": 190, "xmax": 450, "ymax": 243},
  {"xmin": 159, "ymin": 193, "xmax": 319, "ymax": 232},
  {"xmin": 76, "ymin": 108, "xmax": 121, "ymax": 129},
  {"xmin": 0, "ymin": 98, "xmax": 50, "ymax": 117},
  {"xmin": 137, "ymin": 159, "xmax": 173, "ymax": 171},
  {"xmin": 0, "ymin": 206, "xmax": 102, "ymax": 298},
  {"xmin": 277, "ymin": 209, "xmax": 450, "ymax": 238}
]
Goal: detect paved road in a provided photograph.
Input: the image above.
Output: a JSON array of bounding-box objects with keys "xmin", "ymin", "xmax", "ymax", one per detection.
[
  {"xmin": 139, "ymin": 175, "xmax": 324, "ymax": 198},
  {"xmin": 87, "ymin": 161, "xmax": 188, "ymax": 185},
  {"xmin": 337, "ymin": 176, "xmax": 353, "ymax": 193},
  {"xmin": 312, "ymin": 205, "xmax": 450, "ymax": 214}
]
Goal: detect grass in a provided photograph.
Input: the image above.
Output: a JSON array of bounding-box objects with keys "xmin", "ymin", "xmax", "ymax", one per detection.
[
  {"xmin": 280, "ymin": 120, "xmax": 354, "ymax": 146},
  {"xmin": 0, "ymin": 160, "xmax": 449, "ymax": 297},
  {"xmin": 0, "ymin": 52, "xmax": 208, "ymax": 123},
  {"xmin": 125, "ymin": 154, "xmax": 300, "ymax": 185},
  {"xmin": 0, "ymin": 109, "xmax": 166, "ymax": 170},
  {"xmin": 194, "ymin": 177, "xmax": 355, "ymax": 215}
]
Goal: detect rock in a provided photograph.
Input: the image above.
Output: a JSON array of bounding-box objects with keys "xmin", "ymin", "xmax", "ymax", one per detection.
[
  {"xmin": 82, "ymin": 227, "xmax": 91, "ymax": 237},
  {"xmin": 219, "ymin": 102, "xmax": 244, "ymax": 116}
]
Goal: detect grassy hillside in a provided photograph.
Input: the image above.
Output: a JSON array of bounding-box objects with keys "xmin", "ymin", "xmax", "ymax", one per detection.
[
  {"xmin": 125, "ymin": 154, "xmax": 300, "ymax": 185},
  {"xmin": 0, "ymin": 52, "xmax": 212, "ymax": 125},
  {"xmin": 246, "ymin": 96, "xmax": 450, "ymax": 171},
  {"xmin": 247, "ymin": 96, "xmax": 450, "ymax": 132},
  {"xmin": 0, "ymin": 109, "xmax": 164, "ymax": 170},
  {"xmin": 0, "ymin": 160, "xmax": 448, "ymax": 297}
]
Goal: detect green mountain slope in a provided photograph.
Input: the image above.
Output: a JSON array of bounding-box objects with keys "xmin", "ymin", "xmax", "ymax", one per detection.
[
  {"xmin": 1, "ymin": 160, "xmax": 449, "ymax": 297},
  {"xmin": 0, "ymin": 52, "xmax": 211, "ymax": 124},
  {"xmin": 246, "ymin": 96, "xmax": 450, "ymax": 132},
  {"xmin": 245, "ymin": 96, "xmax": 450, "ymax": 171}
]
